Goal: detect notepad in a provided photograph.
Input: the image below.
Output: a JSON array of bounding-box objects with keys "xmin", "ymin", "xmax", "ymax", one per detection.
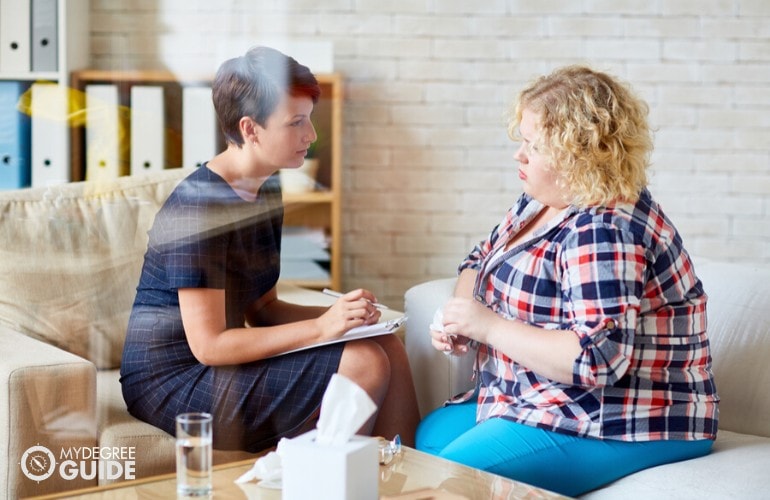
[{"xmin": 275, "ymin": 316, "xmax": 407, "ymax": 357}]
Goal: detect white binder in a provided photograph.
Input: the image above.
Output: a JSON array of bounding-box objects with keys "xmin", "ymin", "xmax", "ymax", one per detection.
[
  {"xmin": 182, "ymin": 86, "xmax": 217, "ymax": 169},
  {"xmin": 130, "ymin": 85, "xmax": 165, "ymax": 174},
  {"xmin": 31, "ymin": 0, "xmax": 58, "ymax": 72},
  {"xmin": 0, "ymin": 0, "xmax": 31, "ymax": 72},
  {"xmin": 30, "ymin": 83, "xmax": 70, "ymax": 187},
  {"xmin": 85, "ymin": 84, "xmax": 127, "ymax": 181}
]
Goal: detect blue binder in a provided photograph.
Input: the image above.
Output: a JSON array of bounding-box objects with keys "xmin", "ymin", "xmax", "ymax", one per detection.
[{"xmin": 0, "ymin": 81, "xmax": 31, "ymax": 190}]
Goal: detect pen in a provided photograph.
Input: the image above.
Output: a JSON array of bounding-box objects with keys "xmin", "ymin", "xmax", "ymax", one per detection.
[{"xmin": 322, "ymin": 288, "xmax": 390, "ymax": 310}]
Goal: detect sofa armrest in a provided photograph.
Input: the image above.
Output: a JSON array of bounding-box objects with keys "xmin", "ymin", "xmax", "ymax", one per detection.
[
  {"xmin": 0, "ymin": 327, "xmax": 98, "ymax": 498},
  {"xmin": 404, "ymin": 278, "xmax": 475, "ymax": 417}
]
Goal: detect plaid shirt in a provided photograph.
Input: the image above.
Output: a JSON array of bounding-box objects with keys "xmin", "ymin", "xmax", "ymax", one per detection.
[{"xmin": 458, "ymin": 189, "xmax": 719, "ymax": 441}]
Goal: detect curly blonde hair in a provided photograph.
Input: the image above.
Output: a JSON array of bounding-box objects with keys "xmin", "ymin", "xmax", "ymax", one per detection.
[{"xmin": 508, "ymin": 65, "xmax": 653, "ymax": 207}]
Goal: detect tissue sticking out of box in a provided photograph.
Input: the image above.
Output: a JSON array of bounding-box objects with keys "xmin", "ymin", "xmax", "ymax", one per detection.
[
  {"xmin": 316, "ymin": 373, "xmax": 377, "ymax": 446},
  {"xmin": 281, "ymin": 376, "xmax": 380, "ymax": 500},
  {"xmin": 234, "ymin": 374, "xmax": 377, "ymax": 487}
]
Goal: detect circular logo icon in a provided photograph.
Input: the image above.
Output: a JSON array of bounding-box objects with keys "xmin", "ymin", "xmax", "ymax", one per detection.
[{"xmin": 20, "ymin": 445, "xmax": 56, "ymax": 482}]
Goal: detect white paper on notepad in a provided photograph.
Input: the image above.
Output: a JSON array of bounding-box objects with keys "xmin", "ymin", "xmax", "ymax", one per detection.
[{"xmin": 273, "ymin": 317, "xmax": 407, "ymax": 358}]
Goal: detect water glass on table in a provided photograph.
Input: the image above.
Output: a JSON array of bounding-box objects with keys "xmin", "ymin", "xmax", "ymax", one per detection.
[{"xmin": 176, "ymin": 412, "xmax": 213, "ymax": 496}]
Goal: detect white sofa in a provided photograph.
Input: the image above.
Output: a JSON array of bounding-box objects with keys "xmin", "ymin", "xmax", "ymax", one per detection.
[{"xmin": 404, "ymin": 260, "xmax": 770, "ymax": 499}]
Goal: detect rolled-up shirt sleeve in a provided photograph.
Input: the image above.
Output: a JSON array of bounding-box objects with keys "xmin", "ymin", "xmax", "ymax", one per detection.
[{"xmin": 558, "ymin": 220, "xmax": 647, "ymax": 388}]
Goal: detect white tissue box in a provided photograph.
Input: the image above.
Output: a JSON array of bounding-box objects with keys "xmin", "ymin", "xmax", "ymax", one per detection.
[{"xmin": 282, "ymin": 430, "xmax": 379, "ymax": 500}]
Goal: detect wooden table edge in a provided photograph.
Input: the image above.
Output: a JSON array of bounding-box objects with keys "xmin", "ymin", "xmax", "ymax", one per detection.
[{"xmin": 24, "ymin": 457, "xmax": 261, "ymax": 499}]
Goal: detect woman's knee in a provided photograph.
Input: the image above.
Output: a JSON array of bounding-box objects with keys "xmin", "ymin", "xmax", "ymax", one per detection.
[
  {"xmin": 416, "ymin": 400, "xmax": 477, "ymax": 454},
  {"xmin": 337, "ymin": 340, "xmax": 391, "ymax": 400},
  {"xmin": 373, "ymin": 334, "xmax": 410, "ymax": 366}
]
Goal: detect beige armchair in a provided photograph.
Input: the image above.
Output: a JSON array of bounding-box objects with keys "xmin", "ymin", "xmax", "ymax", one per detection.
[{"xmin": 0, "ymin": 169, "xmax": 258, "ymax": 498}]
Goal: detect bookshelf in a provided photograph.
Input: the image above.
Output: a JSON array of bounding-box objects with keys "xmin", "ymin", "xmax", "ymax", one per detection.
[
  {"xmin": 0, "ymin": 0, "xmax": 89, "ymax": 83},
  {"xmin": 69, "ymin": 69, "xmax": 343, "ymax": 291},
  {"xmin": 0, "ymin": 0, "xmax": 89, "ymax": 189}
]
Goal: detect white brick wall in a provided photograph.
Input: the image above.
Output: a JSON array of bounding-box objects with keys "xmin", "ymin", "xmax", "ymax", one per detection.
[{"xmin": 90, "ymin": 0, "xmax": 770, "ymax": 307}]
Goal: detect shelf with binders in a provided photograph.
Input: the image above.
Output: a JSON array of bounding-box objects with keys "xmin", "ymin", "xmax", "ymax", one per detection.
[
  {"xmin": 70, "ymin": 70, "xmax": 204, "ymax": 180},
  {"xmin": 0, "ymin": 0, "xmax": 89, "ymax": 83},
  {"xmin": 68, "ymin": 69, "xmax": 343, "ymax": 291},
  {"xmin": 0, "ymin": 0, "xmax": 89, "ymax": 189}
]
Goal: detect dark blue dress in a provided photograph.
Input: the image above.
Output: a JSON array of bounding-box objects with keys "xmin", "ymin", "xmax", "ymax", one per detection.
[{"xmin": 120, "ymin": 165, "xmax": 344, "ymax": 452}]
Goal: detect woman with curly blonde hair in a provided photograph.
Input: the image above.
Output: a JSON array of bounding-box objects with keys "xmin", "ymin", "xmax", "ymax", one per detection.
[{"xmin": 416, "ymin": 65, "xmax": 718, "ymax": 496}]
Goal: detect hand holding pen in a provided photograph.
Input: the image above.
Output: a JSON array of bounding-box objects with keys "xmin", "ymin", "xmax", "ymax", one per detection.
[{"xmin": 315, "ymin": 288, "xmax": 383, "ymax": 340}]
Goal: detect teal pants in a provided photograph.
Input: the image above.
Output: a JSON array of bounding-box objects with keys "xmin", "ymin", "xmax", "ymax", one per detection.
[{"xmin": 416, "ymin": 399, "xmax": 713, "ymax": 497}]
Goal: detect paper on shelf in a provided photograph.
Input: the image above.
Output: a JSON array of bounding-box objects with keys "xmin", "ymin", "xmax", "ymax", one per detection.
[
  {"xmin": 281, "ymin": 236, "xmax": 330, "ymax": 261},
  {"xmin": 279, "ymin": 259, "xmax": 330, "ymax": 281}
]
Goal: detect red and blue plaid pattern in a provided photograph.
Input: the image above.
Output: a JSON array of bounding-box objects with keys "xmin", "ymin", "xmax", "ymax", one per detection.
[{"xmin": 459, "ymin": 189, "xmax": 718, "ymax": 441}]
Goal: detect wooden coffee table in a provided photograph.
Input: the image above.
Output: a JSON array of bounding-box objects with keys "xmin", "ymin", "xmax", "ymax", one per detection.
[{"xmin": 30, "ymin": 442, "xmax": 568, "ymax": 499}]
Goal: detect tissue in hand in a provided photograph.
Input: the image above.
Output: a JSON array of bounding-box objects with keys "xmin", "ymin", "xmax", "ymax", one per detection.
[
  {"xmin": 430, "ymin": 308, "xmax": 445, "ymax": 332},
  {"xmin": 282, "ymin": 374, "xmax": 380, "ymax": 500},
  {"xmin": 431, "ymin": 307, "xmax": 457, "ymax": 356}
]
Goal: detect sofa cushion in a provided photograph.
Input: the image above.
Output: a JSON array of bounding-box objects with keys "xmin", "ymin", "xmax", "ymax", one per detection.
[
  {"xmin": 580, "ymin": 430, "xmax": 770, "ymax": 499},
  {"xmin": 0, "ymin": 169, "xmax": 190, "ymax": 369},
  {"xmin": 695, "ymin": 261, "xmax": 770, "ymax": 438},
  {"xmin": 96, "ymin": 369, "xmax": 257, "ymax": 484}
]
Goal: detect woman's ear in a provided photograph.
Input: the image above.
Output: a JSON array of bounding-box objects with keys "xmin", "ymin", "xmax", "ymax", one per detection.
[{"xmin": 239, "ymin": 116, "xmax": 259, "ymax": 145}]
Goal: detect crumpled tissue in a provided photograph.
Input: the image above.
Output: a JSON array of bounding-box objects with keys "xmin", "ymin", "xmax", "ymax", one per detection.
[
  {"xmin": 431, "ymin": 307, "xmax": 457, "ymax": 355},
  {"xmin": 234, "ymin": 373, "xmax": 378, "ymax": 490},
  {"xmin": 430, "ymin": 307, "xmax": 445, "ymax": 333},
  {"xmin": 234, "ymin": 439, "xmax": 286, "ymax": 488}
]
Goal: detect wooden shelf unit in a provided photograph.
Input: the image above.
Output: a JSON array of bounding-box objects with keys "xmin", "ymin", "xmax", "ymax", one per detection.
[{"xmin": 69, "ymin": 69, "xmax": 343, "ymax": 291}]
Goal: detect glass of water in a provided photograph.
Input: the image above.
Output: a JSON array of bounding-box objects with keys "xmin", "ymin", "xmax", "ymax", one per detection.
[{"xmin": 176, "ymin": 412, "xmax": 213, "ymax": 496}]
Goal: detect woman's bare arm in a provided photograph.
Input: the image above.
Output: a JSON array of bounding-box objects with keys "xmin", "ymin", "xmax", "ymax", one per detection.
[{"xmin": 178, "ymin": 286, "xmax": 380, "ymax": 366}]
